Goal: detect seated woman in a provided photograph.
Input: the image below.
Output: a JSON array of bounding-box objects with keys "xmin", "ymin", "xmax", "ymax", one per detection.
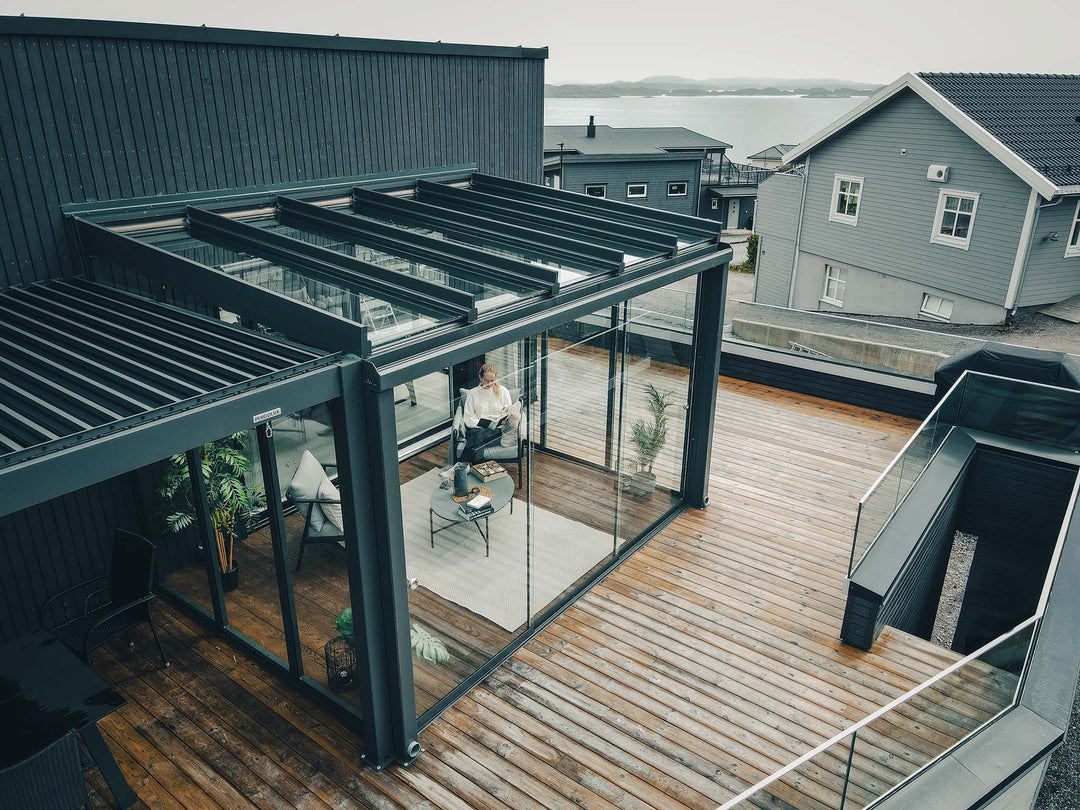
[{"xmin": 460, "ymin": 362, "xmax": 513, "ymax": 462}]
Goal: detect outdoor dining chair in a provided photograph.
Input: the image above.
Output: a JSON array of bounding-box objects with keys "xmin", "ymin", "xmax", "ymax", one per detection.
[
  {"xmin": 41, "ymin": 528, "xmax": 169, "ymax": 668},
  {"xmin": 0, "ymin": 731, "xmax": 91, "ymax": 810}
]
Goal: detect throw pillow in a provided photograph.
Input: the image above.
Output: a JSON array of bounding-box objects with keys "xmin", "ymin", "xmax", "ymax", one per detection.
[
  {"xmin": 500, "ymin": 400, "xmax": 522, "ymax": 447},
  {"xmin": 317, "ymin": 476, "xmax": 344, "ymax": 532},
  {"xmin": 286, "ymin": 450, "xmax": 327, "ymax": 531}
]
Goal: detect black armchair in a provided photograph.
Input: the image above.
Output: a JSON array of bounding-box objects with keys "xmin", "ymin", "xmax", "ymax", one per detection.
[
  {"xmin": 0, "ymin": 732, "xmax": 91, "ymax": 810},
  {"xmin": 41, "ymin": 529, "xmax": 169, "ymax": 668}
]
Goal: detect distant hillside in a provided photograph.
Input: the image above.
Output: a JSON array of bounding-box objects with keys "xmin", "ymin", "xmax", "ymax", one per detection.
[{"xmin": 546, "ymin": 75, "xmax": 881, "ymax": 98}]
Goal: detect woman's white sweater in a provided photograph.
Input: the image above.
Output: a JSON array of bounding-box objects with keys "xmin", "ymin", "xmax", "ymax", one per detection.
[{"xmin": 463, "ymin": 385, "xmax": 512, "ymax": 429}]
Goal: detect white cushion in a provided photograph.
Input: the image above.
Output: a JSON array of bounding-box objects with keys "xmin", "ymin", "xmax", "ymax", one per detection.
[
  {"xmin": 317, "ymin": 476, "xmax": 343, "ymax": 532},
  {"xmin": 287, "ymin": 450, "xmax": 327, "ymax": 531}
]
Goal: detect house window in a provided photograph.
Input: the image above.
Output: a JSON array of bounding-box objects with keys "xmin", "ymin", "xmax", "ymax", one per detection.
[
  {"xmin": 584, "ymin": 184, "xmax": 606, "ymax": 198},
  {"xmin": 667, "ymin": 181, "xmax": 688, "ymax": 197},
  {"xmin": 931, "ymin": 189, "xmax": 980, "ymax": 249},
  {"xmin": 821, "ymin": 265, "xmax": 846, "ymax": 306},
  {"xmin": 1066, "ymin": 200, "xmax": 1080, "ymax": 258},
  {"xmin": 829, "ymin": 174, "xmax": 863, "ymax": 225},
  {"xmin": 710, "ymin": 198, "xmax": 719, "ymax": 210},
  {"xmin": 920, "ymin": 293, "xmax": 954, "ymax": 321},
  {"xmin": 626, "ymin": 183, "xmax": 647, "ymax": 198}
]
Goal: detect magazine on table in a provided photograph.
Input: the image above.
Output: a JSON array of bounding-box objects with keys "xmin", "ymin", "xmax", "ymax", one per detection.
[{"xmin": 457, "ymin": 502, "xmax": 494, "ymax": 521}]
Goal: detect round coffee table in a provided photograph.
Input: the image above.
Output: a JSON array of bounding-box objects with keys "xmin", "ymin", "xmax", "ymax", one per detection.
[{"xmin": 429, "ymin": 471, "xmax": 514, "ymax": 557}]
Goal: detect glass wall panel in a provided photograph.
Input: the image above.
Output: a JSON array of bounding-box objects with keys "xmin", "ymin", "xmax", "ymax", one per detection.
[
  {"xmin": 155, "ymin": 451, "xmax": 215, "ymax": 617},
  {"xmin": 401, "ymin": 340, "xmax": 532, "ymax": 716},
  {"xmin": 614, "ymin": 283, "xmax": 694, "ymax": 549},
  {"xmin": 395, "ymin": 368, "xmax": 452, "ymax": 445}
]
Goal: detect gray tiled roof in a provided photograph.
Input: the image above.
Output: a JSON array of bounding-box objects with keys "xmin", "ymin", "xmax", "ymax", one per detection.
[
  {"xmin": 918, "ymin": 73, "xmax": 1080, "ymax": 187},
  {"xmin": 746, "ymin": 143, "xmax": 798, "ymax": 160},
  {"xmin": 544, "ymin": 125, "xmax": 730, "ymax": 155}
]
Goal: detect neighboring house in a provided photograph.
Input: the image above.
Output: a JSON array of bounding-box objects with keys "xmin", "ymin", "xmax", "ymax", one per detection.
[
  {"xmin": 544, "ymin": 118, "xmax": 729, "ymax": 217},
  {"xmin": 746, "ymin": 143, "xmax": 798, "ymax": 169},
  {"xmin": 700, "ymin": 155, "xmax": 777, "ymax": 230},
  {"xmin": 754, "ymin": 73, "xmax": 1080, "ymax": 324}
]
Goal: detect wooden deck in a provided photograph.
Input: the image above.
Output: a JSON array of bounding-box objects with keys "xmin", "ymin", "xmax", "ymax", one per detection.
[{"xmin": 90, "ymin": 376, "xmax": 1019, "ymax": 809}]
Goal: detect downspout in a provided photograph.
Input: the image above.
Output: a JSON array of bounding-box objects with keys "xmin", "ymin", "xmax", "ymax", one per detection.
[
  {"xmin": 787, "ymin": 155, "xmax": 810, "ymax": 309},
  {"xmin": 1005, "ymin": 193, "xmax": 1065, "ymax": 316}
]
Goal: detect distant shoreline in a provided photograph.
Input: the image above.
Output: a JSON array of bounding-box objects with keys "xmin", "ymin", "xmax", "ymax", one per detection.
[{"xmin": 546, "ymin": 93, "xmax": 873, "ymax": 100}]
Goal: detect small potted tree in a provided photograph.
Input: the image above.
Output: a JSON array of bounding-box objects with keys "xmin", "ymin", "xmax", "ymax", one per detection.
[
  {"xmin": 628, "ymin": 383, "xmax": 676, "ymax": 499},
  {"xmin": 158, "ymin": 433, "xmax": 265, "ymax": 592}
]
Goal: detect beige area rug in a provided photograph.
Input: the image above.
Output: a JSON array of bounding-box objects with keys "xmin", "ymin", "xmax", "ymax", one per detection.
[{"xmin": 401, "ymin": 469, "xmax": 615, "ymax": 631}]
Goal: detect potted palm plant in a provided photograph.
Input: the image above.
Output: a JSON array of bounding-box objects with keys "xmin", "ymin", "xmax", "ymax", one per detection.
[
  {"xmin": 157, "ymin": 433, "xmax": 265, "ymax": 592},
  {"xmin": 628, "ymin": 383, "xmax": 676, "ymax": 499}
]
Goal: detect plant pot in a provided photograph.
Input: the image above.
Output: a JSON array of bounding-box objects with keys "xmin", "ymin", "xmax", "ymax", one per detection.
[
  {"xmin": 629, "ymin": 471, "xmax": 657, "ymax": 499},
  {"xmin": 220, "ymin": 562, "xmax": 240, "ymax": 593}
]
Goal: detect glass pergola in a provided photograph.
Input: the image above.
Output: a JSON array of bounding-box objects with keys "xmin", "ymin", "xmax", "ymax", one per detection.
[{"xmin": 60, "ymin": 165, "xmax": 732, "ymax": 767}]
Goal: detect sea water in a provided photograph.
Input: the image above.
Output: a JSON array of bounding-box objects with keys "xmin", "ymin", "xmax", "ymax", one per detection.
[{"xmin": 545, "ymin": 95, "xmax": 865, "ymax": 162}]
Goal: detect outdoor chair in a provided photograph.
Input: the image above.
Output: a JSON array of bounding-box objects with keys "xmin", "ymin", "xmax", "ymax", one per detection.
[
  {"xmin": 0, "ymin": 731, "xmax": 93, "ymax": 810},
  {"xmin": 450, "ymin": 387, "xmax": 526, "ymax": 487},
  {"xmin": 42, "ymin": 529, "xmax": 169, "ymax": 669},
  {"xmin": 286, "ymin": 450, "xmax": 345, "ymax": 572}
]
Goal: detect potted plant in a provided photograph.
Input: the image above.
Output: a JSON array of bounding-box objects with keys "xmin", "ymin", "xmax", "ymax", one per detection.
[
  {"xmin": 329, "ymin": 607, "xmax": 449, "ymax": 692},
  {"xmin": 628, "ymin": 383, "xmax": 676, "ymax": 498},
  {"xmin": 157, "ymin": 433, "xmax": 265, "ymax": 592}
]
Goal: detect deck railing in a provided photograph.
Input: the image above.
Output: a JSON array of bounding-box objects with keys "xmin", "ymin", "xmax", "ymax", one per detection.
[{"xmin": 701, "ymin": 157, "xmax": 777, "ymax": 187}]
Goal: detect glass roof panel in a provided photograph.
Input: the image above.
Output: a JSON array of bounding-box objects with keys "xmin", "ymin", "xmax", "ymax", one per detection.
[
  {"xmin": 255, "ymin": 219, "xmax": 535, "ymax": 305},
  {"xmin": 146, "ymin": 232, "xmax": 441, "ymax": 346}
]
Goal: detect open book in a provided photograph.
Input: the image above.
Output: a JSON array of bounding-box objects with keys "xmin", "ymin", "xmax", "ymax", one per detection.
[{"xmin": 477, "ymin": 413, "xmax": 509, "ymax": 430}]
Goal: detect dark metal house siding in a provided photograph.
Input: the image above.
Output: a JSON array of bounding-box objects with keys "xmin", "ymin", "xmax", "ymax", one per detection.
[
  {"xmin": 952, "ymin": 449, "xmax": 1074, "ymax": 655},
  {"xmin": 0, "ymin": 32, "xmax": 544, "ymax": 290},
  {"xmin": 0, "ymin": 468, "xmax": 154, "ymax": 642},
  {"xmin": 876, "ymin": 479, "xmax": 963, "ymax": 641},
  {"xmin": 561, "ymin": 158, "xmax": 702, "ymax": 216},
  {"xmin": 1018, "ymin": 195, "xmax": 1080, "ymax": 308},
  {"xmin": 796, "ymin": 89, "xmax": 1031, "ymax": 307}
]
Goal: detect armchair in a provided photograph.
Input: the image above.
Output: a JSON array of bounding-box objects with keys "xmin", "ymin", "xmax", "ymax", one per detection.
[
  {"xmin": 41, "ymin": 529, "xmax": 169, "ymax": 668},
  {"xmin": 450, "ymin": 387, "xmax": 526, "ymax": 487},
  {"xmin": 0, "ymin": 732, "xmax": 91, "ymax": 810},
  {"xmin": 286, "ymin": 450, "xmax": 345, "ymax": 572}
]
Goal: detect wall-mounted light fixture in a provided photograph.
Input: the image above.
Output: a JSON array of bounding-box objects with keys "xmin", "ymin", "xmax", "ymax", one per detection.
[{"xmin": 1045, "ymin": 231, "xmax": 1060, "ymax": 242}]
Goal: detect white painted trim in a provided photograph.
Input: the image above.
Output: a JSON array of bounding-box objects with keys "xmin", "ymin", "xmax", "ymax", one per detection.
[
  {"xmin": 626, "ymin": 182, "xmax": 647, "ymax": 198},
  {"xmin": 919, "ymin": 292, "xmax": 954, "ymax": 320},
  {"xmin": 783, "ymin": 72, "xmax": 1061, "ymax": 200},
  {"xmin": 828, "ymin": 173, "xmax": 863, "ymax": 226},
  {"xmin": 929, "ymin": 188, "xmax": 980, "ymax": 250},
  {"xmin": 666, "ymin": 181, "xmax": 688, "ymax": 197},
  {"xmin": 583, "ymin": 184, "xmax": 606, "ymax": 198},
  {"xmin": 821, "ymin": 263, "xmax": 846, "ymax": 306},
  {"xmin": 1065, "ymin": 199, "xmax": 1080, "ymax": 259},
  {"xmin": 1005, "ymin": 188, "xmax": 1041, "ymax": 309}
]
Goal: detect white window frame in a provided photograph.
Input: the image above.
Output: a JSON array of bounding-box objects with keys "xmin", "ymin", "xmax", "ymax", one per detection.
[
  {"xmin": 821, "ymin": 264, "xmax": 846, "ymax": 307},
  {"xmin": 583, "ymin": 184, "xmax": 606, "ymax": 198},
  {"xmin": 930, "ymin": 188, "xmax": 980, "ymax": 250},
  {"xmin": 667, "ymin": 181, "xmax": 688, "ymax": 197},
  {"xmin": 710, "ymin": 198, "xmax": 719, "ymax": 210},
  {"xmin": 829, "ymin": 174, "xmax": 864, "ymax": 226},
  {"xmin": 920, "ymin": 292, "xmax": 954, "ymax": 321},
  {"xmin": 1065, "ymin": 199, "xmax": 1080, "ymax": 258},
  {"xmin": 626, "ymin": 183, "xmax": 648, "ymax": 199}
]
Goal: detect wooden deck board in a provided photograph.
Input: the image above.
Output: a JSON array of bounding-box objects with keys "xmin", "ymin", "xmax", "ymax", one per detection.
[{"xmin": 89, "ymin": 368, "xmax": 1018, "ymax": 809}]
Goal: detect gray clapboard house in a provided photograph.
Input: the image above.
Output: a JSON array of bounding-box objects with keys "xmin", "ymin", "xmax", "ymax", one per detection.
[
  {"xmin": 755, "ymin": 73, "xmax": 1080, "ymax": 324},
  {"xmin": 544, "ymin": 118, "xmax": 730, "ymax": 217}
]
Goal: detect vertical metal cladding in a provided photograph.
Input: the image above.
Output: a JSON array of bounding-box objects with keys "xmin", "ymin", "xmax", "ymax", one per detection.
[{"xmin": 0, "ymin": 29, "xmax": 545, "ymax": 289}]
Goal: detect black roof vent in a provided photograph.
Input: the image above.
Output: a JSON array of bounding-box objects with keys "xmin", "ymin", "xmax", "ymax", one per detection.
[{"xmin": 587, "ymin": 115, "xmax": 596, "ymax": 138}]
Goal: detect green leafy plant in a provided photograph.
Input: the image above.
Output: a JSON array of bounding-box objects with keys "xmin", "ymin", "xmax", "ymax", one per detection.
[
  {"xmin": 334, "ymin": 608, "xmax": 449, "ymax": 665},
  {"xmin": 630, "ymin": 383, "xmax": 676, "ymax": 475},
  {"xmin": 745, "ymin": 233, "xmax": 759, "ymax": 272},
  {"xmin": 157, "ymin": 433, "xmax": 265, "ymax": 573}
]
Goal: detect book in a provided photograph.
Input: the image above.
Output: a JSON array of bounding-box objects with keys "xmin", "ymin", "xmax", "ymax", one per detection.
[
  {"xmin": 457, "ymin": 503, "xmax": 494, "ymax": 521},
  {"xmin": 477, "ymin": 414, "xmax": 509, "ymax": 430},
  {"xmin": 471, "ymin": 461, "xmax": 508, "ymax": 482},
  {"xmin": 466, "ymin": 494, "xmax": 491, "ymax": 510}
]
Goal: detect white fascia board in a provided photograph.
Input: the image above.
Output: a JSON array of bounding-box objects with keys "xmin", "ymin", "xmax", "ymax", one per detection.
[
  {"xmin": 783, "ymin": 73, "xmax": 1063, "ymax": 201},
  {"xmin": 1005, "ymin": 188, "xmax": 1041, "ymax": 310}
]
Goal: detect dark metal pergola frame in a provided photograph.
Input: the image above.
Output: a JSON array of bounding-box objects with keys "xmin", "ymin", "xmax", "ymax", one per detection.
[{"xmin": 53, "ymin": 165, "xmax": 732, "ymax": 768}]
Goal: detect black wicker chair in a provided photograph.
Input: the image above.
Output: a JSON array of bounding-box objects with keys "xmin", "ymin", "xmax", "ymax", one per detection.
[
  {"xmin": 0, "ymin": 732, "xmax": 91, "ymax": 810},
  {"xmin": 41, "ymin": 529, "xmax": 169, "ymax": 668}
]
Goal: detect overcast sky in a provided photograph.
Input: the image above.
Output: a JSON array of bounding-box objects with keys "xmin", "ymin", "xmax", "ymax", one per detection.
[{"xmin": 2, "ymin": 0, "xmax": 1075, "ymax": 85}]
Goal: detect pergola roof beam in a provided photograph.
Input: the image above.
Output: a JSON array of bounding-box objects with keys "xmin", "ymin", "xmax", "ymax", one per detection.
[
  {"xmin": 276, "ymin": 196, "xmax": 561, "ymax": 294},
  {"xmin": 0, "ymin": 352, "xmax": 126, "ymax": 425},
  {"xmin": 74, "ymin": 218, "xmax": 369, "ymax": 357},
  {"xmin": 186, "ymin": 206, "xmax": 478, "ymax": 323},
  {"xmin": 1, "ymin": 292, "xmax": 237, "ymax": 391},
  {"xmin": 471, "ymin": 172, "xmax": 722, "ymax": 241},
  {"xmin": 63, "ymin": 279, "xmax": 312, "ymax": 370},
  {"xmin": 416, "ymin": 179, "xmax": 680, "ymax": 256},
  {"xmin": 0, "ymin": 376, "xmax": 92, "ymax": 434},
  {"xmin": 350, "ymin": 186, "xmax": 624, "ymax": 273},
  {"xmin": 0, "ymin": 303, "xmax": 202, "ymax": 401}
]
